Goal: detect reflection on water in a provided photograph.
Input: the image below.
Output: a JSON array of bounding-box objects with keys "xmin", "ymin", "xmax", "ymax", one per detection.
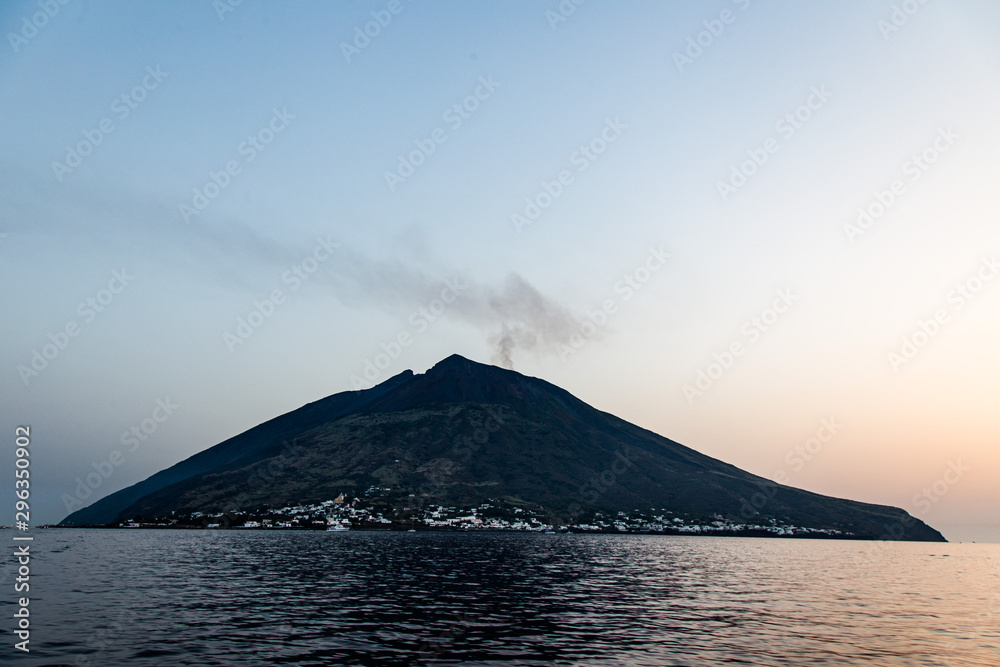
[{"xmin": 8, "ymin": 530, "xmax": 999, "ymax": 666}]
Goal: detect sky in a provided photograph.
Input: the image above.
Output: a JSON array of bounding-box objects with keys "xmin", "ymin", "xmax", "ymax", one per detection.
[{"xmin": 1, "ymin": 0, "xmax": 998, "ymax": 542}]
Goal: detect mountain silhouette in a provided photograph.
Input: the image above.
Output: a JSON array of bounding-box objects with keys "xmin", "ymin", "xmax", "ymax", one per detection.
[{"xmin": 61, "ymin": 354, "xmax": 944, "ymax": 541}]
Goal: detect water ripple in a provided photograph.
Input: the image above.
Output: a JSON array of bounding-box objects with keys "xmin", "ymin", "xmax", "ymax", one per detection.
[{"xmin": 10, "ymin": 530, "xmax": 999, "ymax": 666}]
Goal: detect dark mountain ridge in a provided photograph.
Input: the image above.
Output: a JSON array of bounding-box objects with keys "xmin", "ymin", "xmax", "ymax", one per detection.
[{"xmin": 61, "ymin": 354, "xmax": 945, "ymax": 541}]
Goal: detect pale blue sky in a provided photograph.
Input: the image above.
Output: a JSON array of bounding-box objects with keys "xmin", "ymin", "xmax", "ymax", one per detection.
[{"xmin": 2, "ymin": 1, "xmax": 999, "ymax": 540}]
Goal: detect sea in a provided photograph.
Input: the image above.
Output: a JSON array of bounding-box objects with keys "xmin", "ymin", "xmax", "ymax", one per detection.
[{"xmin": 5, "ymin": 530, "xmax": 998, "ymax": 666}]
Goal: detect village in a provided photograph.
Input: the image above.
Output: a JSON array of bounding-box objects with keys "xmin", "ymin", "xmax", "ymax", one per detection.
[{"xmin": 114, "ymin": 489, "xmax": 851, "ymax": 538}]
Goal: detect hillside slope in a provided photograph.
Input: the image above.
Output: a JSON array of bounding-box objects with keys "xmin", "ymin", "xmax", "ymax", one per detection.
[{"xmin": 61, "ymin": 355, "xmax": 944, "ymax": 541}]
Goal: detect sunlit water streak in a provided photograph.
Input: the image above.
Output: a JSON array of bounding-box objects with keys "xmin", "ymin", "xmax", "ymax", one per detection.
[{"xmin": 6, "ymin": 530, "xmax": 998, "ymax": 666}]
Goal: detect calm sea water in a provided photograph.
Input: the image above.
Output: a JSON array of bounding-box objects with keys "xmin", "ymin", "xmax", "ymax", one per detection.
[{"xmin": 5, "ymin": 530, "xmax": 998, "ymax": 666}]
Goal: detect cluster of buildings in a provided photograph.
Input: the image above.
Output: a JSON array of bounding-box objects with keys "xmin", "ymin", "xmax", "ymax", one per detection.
[
  {"xmin": 580, "ymin": 511, "xmax": 848, "ymax": 538},
  {"xmin": 116, "ymin": 492, "xmax": 849, "ymax": 538}
]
